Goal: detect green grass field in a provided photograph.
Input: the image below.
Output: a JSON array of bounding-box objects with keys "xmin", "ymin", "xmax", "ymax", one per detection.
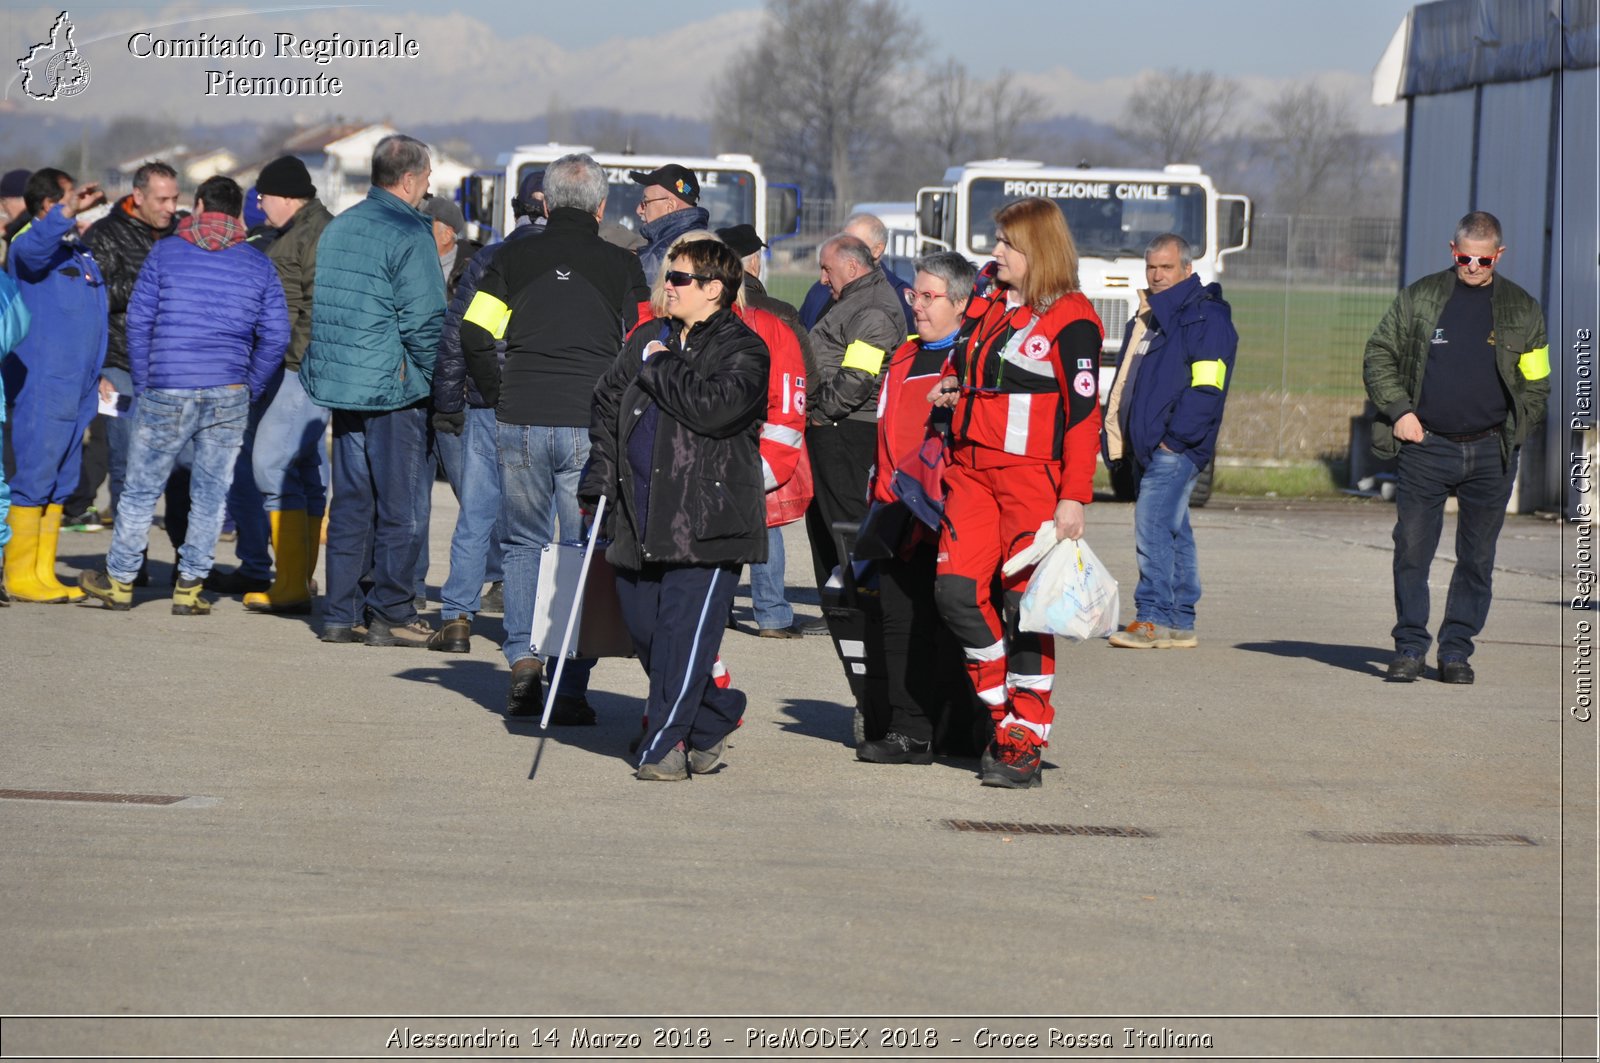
[{"xmin": 766, "ymin": 273, "xmax": 1394, "ymax": 402}]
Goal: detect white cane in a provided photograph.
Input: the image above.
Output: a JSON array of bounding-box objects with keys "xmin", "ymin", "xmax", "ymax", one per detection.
[{"xmin": 540, "ymin": 494, "xmax": 606, "ymax": 731}]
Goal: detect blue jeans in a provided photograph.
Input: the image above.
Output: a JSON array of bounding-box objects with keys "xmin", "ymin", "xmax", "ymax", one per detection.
[
  {"xmin": 1392, "ymin": 433, "xmax": 1517, "ymax": 660},
  {"xmin": 749, "ymin": 526, "xmax": 792, "ymax": 629},
  {"xmin": 103, "ymin": 367, "xmax": 134, "ymax": 517},
  {"xmin": 324, "ymin": 405, "xmax": 428, "ymax": 628},
  {"xmin": 437, "ymin": 408, "xmax": 504, "ymax": 618},
  {"xmin": 251, "ymin": 367, "xmax": 330, "ymax": 514},
  {"xmin": 1131, "ymin": 448, "xmax": 1201, "ymax": 630},
  {"xmin": 106, "ymin": 386, "xmax": 249, "ymax": 583},
  {"xmin": 497, "ymin": 421, "xmax": 593, "ymax": 695},
  {"xmin": 226, "ymin": 401, "xmax": 272, "ymax": 579},
  {"xmin": 413, "ymin": 438, "xmax": 434, "ymax": 603}
]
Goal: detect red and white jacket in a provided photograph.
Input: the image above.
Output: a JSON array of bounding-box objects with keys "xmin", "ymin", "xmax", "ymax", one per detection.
[
  {"xmin": 737, "ymin": 305, "xmax": 807, "ymax": 496},
  {"xmin": 946, "ymin": 286, "xmax": 1103, "ymax": 503},
  {"xmin": 873, "ymin": 336, "xmax": 950, "ymax": 505}
]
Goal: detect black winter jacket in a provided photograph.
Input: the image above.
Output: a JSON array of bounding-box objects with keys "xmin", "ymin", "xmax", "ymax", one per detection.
[
  {"xmin": 461, "ymin": 207, "xmax": 647, "ymax": 426},
  {"xmin": 582, "ymin": 308, "xmax": 769, "ymax": 570},
  {"xmin": 84, "ymin": 197, "xmax": 178, "ymax": 373},
  {"xmin": 434, "ymin": 222, "xmax": 541, "ymax": 414}
]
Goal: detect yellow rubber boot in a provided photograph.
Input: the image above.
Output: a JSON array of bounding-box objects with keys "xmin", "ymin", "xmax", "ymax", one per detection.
[
  {"xmin": 37, "ymin": 504, "xmax": 86, "ymax": 602},
  {"xmin": 243, "ymin": 509, "xmax": 311, "ymax": 614},
  {"xmin": 4, "ymin": 507, "xmax": 67, "ymax": 603}
]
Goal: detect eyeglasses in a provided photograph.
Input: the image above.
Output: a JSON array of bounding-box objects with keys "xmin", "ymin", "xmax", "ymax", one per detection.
[
  {"xmin": 904, "ymin": 288, "xmax": 951, "ymax": 307},
  {"xmin": 664, "ymin": 270, "xmax": 713, "ymax": 287},
  {"xmin": 1453, "ymin": 252, "xmax": 1500, "ymax": 267},
  {"xmin": 641, "ymin": 196, "xmax": 674, "ymax": 210}
]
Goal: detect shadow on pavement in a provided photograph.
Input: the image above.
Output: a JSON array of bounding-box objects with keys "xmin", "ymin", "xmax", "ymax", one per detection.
[
  {"xmin": 1234, "ymin": 640, "xmax": 1390, "ymax": 677},
  {"xmin": 777, "ymin": 697, "xmax": 854, "ymax": 747}
]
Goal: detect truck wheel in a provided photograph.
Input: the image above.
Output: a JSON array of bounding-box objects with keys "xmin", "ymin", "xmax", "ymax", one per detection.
[{"xmin": 1189, "ymin": 459, "xmax": 1215, "ymax": 508}]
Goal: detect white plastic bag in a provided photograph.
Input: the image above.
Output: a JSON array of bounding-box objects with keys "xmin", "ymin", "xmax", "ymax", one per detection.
[{"xmin": 1006, "ymin": 522, "xmax": 1120, "ymax": 641}]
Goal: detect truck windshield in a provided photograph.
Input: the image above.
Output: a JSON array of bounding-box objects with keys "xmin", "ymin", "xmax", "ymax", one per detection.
[
  {"xmin": 516, "ymin": 164, "xmax": 758, "ymax": 234},
  {"xmin": 965, "ymin": 177, "xmax": 1208, "ymax": 261}
]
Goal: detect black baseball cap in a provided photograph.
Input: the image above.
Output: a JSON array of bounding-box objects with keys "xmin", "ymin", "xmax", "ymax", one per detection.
[
  {"xmin": 629, "ymin": 164, "xmax": 699, "ymax": 206},
  {"xmin": 716, "ymin": 224, "xmax": 765, "ymax": 258}
]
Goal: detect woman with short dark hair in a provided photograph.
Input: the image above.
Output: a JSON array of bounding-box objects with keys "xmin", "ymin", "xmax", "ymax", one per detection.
[{"xmin": 581, "ymin": 238, "xmax": 770, "ymax": 781}]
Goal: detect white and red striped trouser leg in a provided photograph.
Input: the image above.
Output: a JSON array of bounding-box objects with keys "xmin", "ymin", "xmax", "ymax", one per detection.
[{"xmin": 933, "ymin": 460, "xmax": 1058, "ymax": 744}]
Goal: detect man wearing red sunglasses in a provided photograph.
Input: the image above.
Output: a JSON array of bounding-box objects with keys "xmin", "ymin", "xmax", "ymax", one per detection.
[{"xmin": 1363, "ymin": 210, "xmax": 1550, "ymax": 685}]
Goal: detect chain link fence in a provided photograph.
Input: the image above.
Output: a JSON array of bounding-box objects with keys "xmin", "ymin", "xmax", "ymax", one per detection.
[{"xmin": 1220, "ymin": 214, "xmax": 1401, "ymax": 465}]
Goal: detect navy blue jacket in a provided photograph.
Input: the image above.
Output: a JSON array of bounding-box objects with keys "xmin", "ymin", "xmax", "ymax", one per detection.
[
  {"xmin": 125, "ymin": 216, "xmax": 289, "ymax": 402},
  {"xmin": 433, "ymin": 221, "xmax": 543, "ymax": 413},
  {"xmin": 1104, "ymin": 273, "xmax": 1237, "ymax": 470},
  {"xmin": 636, "ymin": 205, "xmax": 711, "ymax": 281},
  {"xmin": 799, "ymin": 263, "xmax": 915, "ymax": 332}
]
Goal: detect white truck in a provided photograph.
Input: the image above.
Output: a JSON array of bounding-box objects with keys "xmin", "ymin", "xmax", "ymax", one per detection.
[
  {"xmin": 457, "ymin": 143, "xmax": 800, "ymax": 248},
  {"xmin": 914, "ymin": 159, "xmax": 1251, "ymax": 503}
]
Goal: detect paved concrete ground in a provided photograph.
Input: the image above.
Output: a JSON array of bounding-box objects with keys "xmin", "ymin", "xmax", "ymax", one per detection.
[{"xmin": 0, "ymin": 487, "xmax": 1592, "ymax": 1060}]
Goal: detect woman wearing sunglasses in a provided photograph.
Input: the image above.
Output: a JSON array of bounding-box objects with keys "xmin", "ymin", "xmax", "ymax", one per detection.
[
  {"xmin": 582, "ymin": 238, "xmax": 769, "ymax": 781},
  {"xmin": 928, "ymin": 197, "xmax": 1104, "ymax": 789}
]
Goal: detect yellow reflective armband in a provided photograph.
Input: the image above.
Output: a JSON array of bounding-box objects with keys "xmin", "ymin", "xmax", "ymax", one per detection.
[
  {"xmin": 1190, "ymin": 359, "xmax": 1227, "ymax": 389},
  {"xmin": 1518, "ymin": 346, "xmax": 1550, "ymax": 381},
  {"xmin": 463, "ymin": 291, "xmax": 511, "ymax": 340},
  {"xmin": 840, "ymin": 340, "xmax": 887, "ymax": 376}
]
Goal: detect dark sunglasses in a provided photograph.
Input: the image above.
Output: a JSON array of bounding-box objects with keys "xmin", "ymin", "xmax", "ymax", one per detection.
[
  {"xmin": 664, "ymin": 270, "xmax": 713, "ymax": 287},
  {"xmin": 1454, "ymin": 253, "xmax": 1499, "ymax": 267}
]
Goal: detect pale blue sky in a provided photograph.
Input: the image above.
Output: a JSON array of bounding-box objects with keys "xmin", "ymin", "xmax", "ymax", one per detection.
[
  {"xmin": 17, "ymin": 0, "xmax": 1417, "ymax": 79},
  {"xmin": 2, "ymin": 1, "xmax": 1420, "ymax": 127},
  {"xmin": 370, "ymin": 0, "xmax": 1415, "ymax": 79}
]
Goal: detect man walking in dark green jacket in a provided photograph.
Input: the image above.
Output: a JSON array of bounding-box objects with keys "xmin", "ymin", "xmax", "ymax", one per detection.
[
  {"xmin": 301, "ymin": 133, "xmax": 446, "ymax": 647},
  {"xmin": 1363, "ymin": 211, "xmax": 1550, "ymax": 684}
]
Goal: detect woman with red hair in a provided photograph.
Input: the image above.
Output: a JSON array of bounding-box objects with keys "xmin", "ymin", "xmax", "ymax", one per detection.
[{"xmin": 930, "ymin": 197, "xmax": 1103, "ymax": 789}]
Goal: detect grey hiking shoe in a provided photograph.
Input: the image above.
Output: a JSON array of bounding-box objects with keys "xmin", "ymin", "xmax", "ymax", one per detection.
[
  {"xmin": 1159, "ymin": 628, "xmax": 1198, "ymax": 648},
  {"xmin": 688, "ymin": 737, "xmax": 727, "ymax": 774},
  {"xmin": 637, "ymin": 744, "xmax": 689, "ymax": 781}
]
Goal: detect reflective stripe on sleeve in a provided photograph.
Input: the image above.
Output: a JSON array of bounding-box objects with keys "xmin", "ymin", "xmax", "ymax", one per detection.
[
  {"xmin": 1518, "ymin": 346, "xmax": 1550, "ymax": 381},
  {"xmin": 462, "ymin": 291, "xmax": 511, "ymax": 340},
  {"xmin": 840, "ymin": 340, "xmax": 887, "ymax": 376},
  {"xmin": 1190, "ymin": 359, "xmax": 1227, "ymax": 389},
  {"xmin": 760, "ymin": 422, "xmax": 805, "ymax": 448}
]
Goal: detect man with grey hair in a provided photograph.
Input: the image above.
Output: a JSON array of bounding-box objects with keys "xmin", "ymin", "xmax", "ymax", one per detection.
[
  {"xmin": 301, "ymin": 132, "xmax": 446, "ymax": 647},
  {"xmin": 1101, "ymin": 232, "xmax": 1237, "ymax": 650},
  {"xmin": 1362, "ymin": 210, "xmax": 1549, "ymax": 684},
  {"xmin": 799, "ymin": 211, "xmax": 915, "ymax": 331},
  {"xmin": 460, "ymin": 152, "xmax": 649, "ymax": 718},
  {"xmin": 801, "ymin": 231, "xmax": 907, "ymax": 616}
]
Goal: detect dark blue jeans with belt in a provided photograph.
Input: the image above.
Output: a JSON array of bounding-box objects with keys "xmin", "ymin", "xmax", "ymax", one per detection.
[{"xmin": 1391, "ymin": 431, "xmax": 1517, "ymax": 660}]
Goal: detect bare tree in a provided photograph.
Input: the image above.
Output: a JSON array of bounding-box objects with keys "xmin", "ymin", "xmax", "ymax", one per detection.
[
  {"xmin": 1118, "ymin": 69, "xmax": 1239, "ymax": 165},
  {"xmin": 1256, "ymin": 83, "xmax": 1372, "ymax": 215},
  {"xmin": 924, "ymin": 58, "xmax": 976, "ymax": 165},
  {"xmin": 716, "ymin": 0, "xmax": 922, "ymax": 218},
  {"xmin": 975, "ymin": 70, "xmax": 1046, "ymax": 159},
  {"xmin": 915, "ymin": 60, "xmax": 1049, "ymax": 176}
]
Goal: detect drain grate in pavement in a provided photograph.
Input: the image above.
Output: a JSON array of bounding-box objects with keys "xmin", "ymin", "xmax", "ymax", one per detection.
[
  {"xmin": 0, "ymin": 788, "xmax": 190, "ymax": 806},
  {"xmin": 944, "ymin": 820, "xmax": 1154, "ymax": 837},
  {"xmin": 1308, "ymin": 830, "xmax": 1535, "ymax": 847}
]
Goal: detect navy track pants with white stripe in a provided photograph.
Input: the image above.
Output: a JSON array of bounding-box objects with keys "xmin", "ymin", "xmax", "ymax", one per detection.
[{"xmin": 616, "ymin": 562, "xmax": 747, "ymax": 768}]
